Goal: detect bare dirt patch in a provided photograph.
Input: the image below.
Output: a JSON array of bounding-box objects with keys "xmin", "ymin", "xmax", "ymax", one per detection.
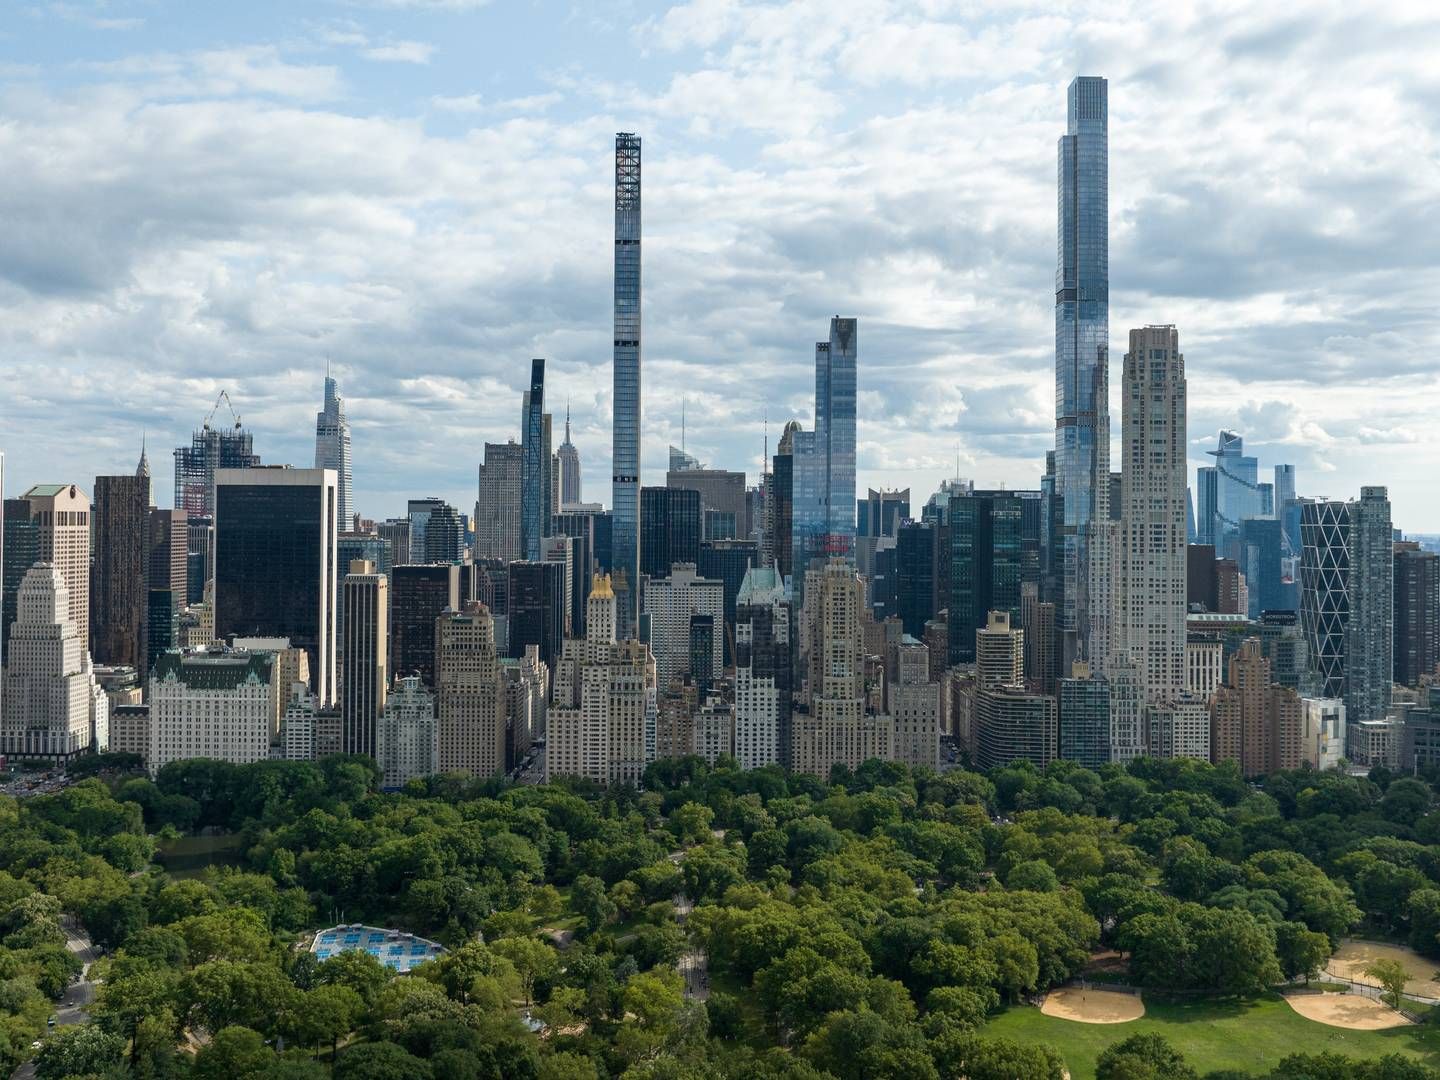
[
  {"xmin": 1326, "ymin": 941, "xmax": 1440, "ymax": 1000},
  {"xmin": 1284, "ymin": 991, "xmax": 1411, "ymax": 1030},
  {"xmin": 1039, "ymin": 987, "xmax": 1144, "ymax": 1024}
]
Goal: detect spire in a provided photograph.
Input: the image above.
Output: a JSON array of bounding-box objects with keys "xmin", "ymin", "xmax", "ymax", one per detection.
[
  {"xmin": 136, "ymin": 432, "xmax": 150, "ymax": 479},
  {"xmin": 563, "ymin": 399, "xmax": 572, "ymax": 447}
]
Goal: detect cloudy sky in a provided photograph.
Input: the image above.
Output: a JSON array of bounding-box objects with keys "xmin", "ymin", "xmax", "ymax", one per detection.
[{"xmin": 3, "ymin": 0, "xmax": 1438, "ymax": 531}]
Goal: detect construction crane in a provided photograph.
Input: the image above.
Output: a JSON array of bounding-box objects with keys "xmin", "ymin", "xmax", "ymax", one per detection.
[{"xmin": 202, "ymin": 390, "xmax": 242, "ymax": 432}]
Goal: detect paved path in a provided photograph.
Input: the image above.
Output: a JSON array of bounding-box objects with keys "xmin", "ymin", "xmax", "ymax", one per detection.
[
  {"xmin": 11, "ymin": 920, "xmax": 97, "ymax": 1079},
  {"xmin": 679, "ymin": 949, "xmax": 709, "ymax": 1002}
]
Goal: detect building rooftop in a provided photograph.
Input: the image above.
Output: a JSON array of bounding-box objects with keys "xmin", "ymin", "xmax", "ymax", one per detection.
[
  {"xmin": 309, "ymin": 924, "xmax": 446, "ymax": 973},
  {"xmin": 152, "ymin": 649, "xmax": 273, "ymax": 691}
]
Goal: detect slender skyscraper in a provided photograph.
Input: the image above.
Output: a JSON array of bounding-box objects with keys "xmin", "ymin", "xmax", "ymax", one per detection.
[
  {"xmin": 817, "ymin": 317, "xmax": 858, "ymax": 555},
  {"xmin": 315, "ymin": 373, "xmax": 353, "ymax": 529},
  {"xmin": 1055, "ymin": 75, "xmax": 1110, "ymax": 669},
  {"xmin": 521, "ymin": 359, "xmax": 548, "ymax": 562},
  {"xmin": 612, "ymin": 133, "xmax": 642, "ymax": 634},
  {"xmin": 557, "ymin": 405, "xmax": 582, "ymax": 508}
]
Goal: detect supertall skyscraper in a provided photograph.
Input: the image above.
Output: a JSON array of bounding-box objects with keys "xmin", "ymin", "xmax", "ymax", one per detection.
[
  {"xmin": 612, "ymin": 133, "xmax": 642, "ymax": 634},
  {"xmin": 315, "ymin": 373, "xmax": 353, "ymax": 529},
  {"xmin": 1116, "ymin": 325, "xmax": 1187, "ymax": 705},
  {"xmin": 521, "ymin": 359, "xmax": 549, "ymax": 562},
  {"xmin": 557, "ymin": 406, "xmax": 582, "ymax": 508},
  {"xmin": 1054, "ymin": 75, "xmax": 1110, "ymax": 669},
  {"xmin": 816, "ymin": 317, "xmax": 858, "ymax": 555}
]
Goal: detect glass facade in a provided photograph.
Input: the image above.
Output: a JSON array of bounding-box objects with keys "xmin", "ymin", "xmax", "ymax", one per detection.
[
  {"xmin": 612, "ymin": 133, "xmax": 642, "ymax": 633},
  {"xmin": 388, "ymin": 564, "xmax": 459, "ymax": 688},
  {"xmin": 948, "ymin": 491, "xmax": 1025, "ymax": 664},
  {"xmin": 1055, "ymin": 75, "xmax": 1109, "ymax": 667},
  {"xmin": 817, "ymin": 318, "xmax": 857, "ymax": 553},
  {"xmin": 640, "ymin": 487, "xmax": 700, "ymax": 580},
  {"xmin": 521, "ymin": 358, "xmax": 547, "ymax": 562}
]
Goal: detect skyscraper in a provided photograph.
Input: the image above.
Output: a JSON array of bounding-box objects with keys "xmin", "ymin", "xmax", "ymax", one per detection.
[
  {"xmin": 389, "ymin": 564, "xmax": 460, "ymax": 687},
  {"xmin": 640, "ymin": 486, "xmax": 701, "ymax": 580},
  {"xmin": 1055, "ymin": 75, "xmax": 1110, "ymax": 670},
  {"xmin": 507, "ymin": 560, "xmax": 566, "ymax": 673},
  {"xmin": 521, "ymin": 359, "xmax": 549, "ymax": 562},
  {"xmin": 1301, "ymin": 499, "xmax": 1351, "ymax": 704},
  {"xmin": 2, "ymin": 498, "xmax": 40, "ymax": 668},
  {"xmin": 816, "ymin": 317, "xmax": 858, "ymax": 554},
  {"xmin": 557, "ymin": 406, "xmax": 582, "ymax": 508},
  {"xmin": 214, "ymin": 468, "xmax": 339, "ymax": 705},
  {"xmin": 92, "ymin": 464, "xmax": 151, "ymax": 669},
  {"xmin": 1394, "ymin": 542, "xmax": 1439, "ymax": 688},
  {"xmin": 435, "ymin": 602, "xmax": 508, "ymax": 779},
  {"xmin": 314, "ymin": 373, "xmax": 353, "ymax": 529},
  {"xmin": 643, "ymin": 563, "xmax": 724, "ymax": 692},
  {"xmin": 174, "ymin": 406, "xmax": 260, "ymax": 518},
  {"xmin": 1346, "ymin": 487, "xmax": 1393, "ymax": 725},
  {"xmin": 948, "ymin": 490, "xmax": 1025, "ymax": 664},
  {"xmin": 612, "ymin": 132, "xmax": 642, "ymax": 635},
  {"xmin": 146, "ymin": 508, "xmax": 189, "ymax": 675},
  {"xmin": 341, "ymin": 559, "xmax": 388, "ymax": 758},
  {"xmin": 733, "ymin": 563, "xmax": 792, "ymax": 770},
  {"xmin": 1116, "ymin": 326, "xmax": 1187, "ymax": 705},
  {"xmin": 1201, "ymin": 430, "xmax": 1262, "ymax": 558},
  {"xmin": 477, "ymin": 441, "xmax": 523, "ymax": 562},
  {"xmin": 22, "ymin": 484, "xmax": 92, "ymax": 654}
]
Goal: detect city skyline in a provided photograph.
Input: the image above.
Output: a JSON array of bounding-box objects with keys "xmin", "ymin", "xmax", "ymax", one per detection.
[{"xmin": 3, "ymin": 3, "xmax": 1440, "ymax": 531}]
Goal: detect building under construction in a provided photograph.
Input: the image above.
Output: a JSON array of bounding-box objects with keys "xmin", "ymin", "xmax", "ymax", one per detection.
[{"xmin": 173, "ymin": 392, "xmax": 261, "ymax": 517}]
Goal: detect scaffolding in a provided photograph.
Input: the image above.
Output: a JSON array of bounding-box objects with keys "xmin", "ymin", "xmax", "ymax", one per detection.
[{"xmin": 173, "ymin": 392, "xmax": 260, "ymax": 517}]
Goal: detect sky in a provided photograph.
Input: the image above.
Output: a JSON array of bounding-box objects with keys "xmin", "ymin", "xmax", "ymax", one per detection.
[{"xmin": 2, "ymin": 0, "xmax": 1439, "ymax": 531}]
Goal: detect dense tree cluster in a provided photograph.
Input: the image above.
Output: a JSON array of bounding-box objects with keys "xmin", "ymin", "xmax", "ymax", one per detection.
[{"xmin": 0, "ymin": 751, "xmax": 1437, "ymax": 1076}]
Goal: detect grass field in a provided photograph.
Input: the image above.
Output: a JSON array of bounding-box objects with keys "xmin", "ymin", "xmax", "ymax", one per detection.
[{"xmin": 984, "ymin": 994, "xmax": 1440, "ymax": 1080}]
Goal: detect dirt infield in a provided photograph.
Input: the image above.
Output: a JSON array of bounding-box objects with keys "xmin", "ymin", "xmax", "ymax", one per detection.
[
  {"xmin": 1327, "ymin": 941, "xmax": 1439, "ymax": 1000},
  {"xmin": 1284, "ymin": 991, "xmax": 1411, "ymax": 1030},
  {"xmin": 1039, "ymin": 988, "xmax": 1145, "ymax": 1024}
]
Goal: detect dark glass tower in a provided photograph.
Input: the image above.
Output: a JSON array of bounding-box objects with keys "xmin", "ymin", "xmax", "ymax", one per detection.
[
  {"xmin": 521, "ymin": 358, "xmax": 547, "ymax": 562},
  {"xmin": 1055, "ymin": 75, "xmax": 1109, "ymax": 667},
  {"xmin": 508, "ymin": 560, "xmax": 566, "ymax": 671},
  {"xmin": 612, "ymin": 133, "xmax": 642, "ymax": 634},
  {"xmin": 816, "ymin": 317, "xmax": 858, "ymax": 554},
  {"xmin": 949, "ymin": 490, "xmax": 1025, "ymax": 664},
  {"xmin": 640, "ymin": 487, "xmax": 701, "ymax": 580},
  {"xmin": 388, "ymin": 563, "xmax": 459, "ymax": 688}
]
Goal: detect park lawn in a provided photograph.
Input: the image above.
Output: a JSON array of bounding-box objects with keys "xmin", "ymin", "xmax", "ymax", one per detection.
[{"xmin": 983, "ymin": 993, "xmax": 1440, "ymax": 1080}]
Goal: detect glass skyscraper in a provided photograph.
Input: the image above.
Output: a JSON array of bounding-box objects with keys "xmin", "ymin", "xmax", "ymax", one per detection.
[
  {"xmin": 521, "ymin": 358, "xmax": 547, "ymax": 561},
  {"xmin": 1055, "ymin": 75, "xmax": 1110, "ymax": 668},
  {"xmin": 612, "ymin": 133, "xmax": 642, "ymax": 634},
  {"xmin": 816, "ymin": 317, "xmax": 857, "ymax": 553},
  {"xmin": 314, "ymin": 374, "xmax": 352, "ymax": 530}
]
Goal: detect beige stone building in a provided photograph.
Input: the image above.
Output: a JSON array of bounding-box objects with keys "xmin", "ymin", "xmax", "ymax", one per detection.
[
  {"xmin": 890, "ymin": 638, "xmax": 939, "ymax": 771},
  {"xmin": 435, "ymin": 602, "xmax": 507, "ymax": 779},
  {"xmin": 21, "ymin": 484, "xmax": 91, "ymax": 651}
]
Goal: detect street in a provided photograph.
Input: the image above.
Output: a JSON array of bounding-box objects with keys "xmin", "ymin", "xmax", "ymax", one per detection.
[
  {"xmin": 11, "ymin": 919, "xmax": 97, "ymax": 1080},
  {"xmin": 679, "ymin": 949, "xmax": 709, "ymax": 1002}
]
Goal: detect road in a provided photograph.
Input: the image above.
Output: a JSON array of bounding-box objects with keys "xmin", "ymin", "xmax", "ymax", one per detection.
[
  {"xmin": 11, "ymin": 920, "xmax": 98, "ymax": 1079},
  {"xmin": 679, "ymin": 949, "xmax": 709, "ymax": 1002}
]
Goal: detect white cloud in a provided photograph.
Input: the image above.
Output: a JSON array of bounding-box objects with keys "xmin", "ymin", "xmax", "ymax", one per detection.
[{"xmin": 361, "ymin": 40, "xmax": 435, "ymax": 64}]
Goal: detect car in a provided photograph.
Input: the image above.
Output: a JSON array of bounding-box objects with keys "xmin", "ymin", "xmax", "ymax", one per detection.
[{"xmin": 47, "ymin": 1016, "xmax": 56, "ymax": 1027}]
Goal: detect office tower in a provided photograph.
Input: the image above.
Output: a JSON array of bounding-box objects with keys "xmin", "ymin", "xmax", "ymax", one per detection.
[
  {"xmin": 1195, "ymin": 465, "xmax": 1218, "ymax": 546},
  {"xmin": 689, "ymin": 616, "xmax": 717, "ymax": 695},
  {"xmin": 1021, "ymin": 585, "xmax": 1058, "ymax": 694},
  {"xmin": 376, "ymin": 518, "xmax": 411, "ymax": 569},
  {"xmin": 477, "ymin": 441, "xmax": 523, "ymax": 562},
  {"xmin": 435, "ymin": 602, "xmax": 507, "ymax": 778},
  {"xmin": 859, "ymin": 488, "xmax": 910, "ymax": 538},
  {"xmin": 389, "ymin": 564, "xmax": 460, "ymax": 687},
  {"xmin": 698, "ymin": 539, "xmax": 757, "ymax": 642},
  {"xmin": 186, "ymin": 516, "xmax": 214, "ymax": 604},
  {"xmin": 947, "ymin": 490, "xmax": 1024, "ymax": 664},
  {"xmin": 547, "ymin": 574, "xmax": 654, "ymax": 784},
  {"xmin": 146, "ymin": 509, "xmax": 189, "ymax": 675},
  {"xmin": 314, "ymin": 373, "xmax": 353, "ymax": 529},
  {"xmin": 612, "ymin": 133, "xmax": 643, "ymax": 635},
  {"xmin": 1209, "ymin": 639, "xmax": 1303, "ymax": 775},
  {"xmin": 1, "ymin": 563, "xmax": 105, "ymax": 761},
  {"xmin": 378, "ymin": 676, "xmax": 437, "ymax": 788},
  {"xmin": 1058, "ymin": 663, "xmax": 1110, "ymax": 767},
  {"xmin": 891, "ymin": 638, "xmax": 939, "ymax": 771},
  {"xmin": 541, "ymin": 535, "xmax": 581, "ymax": 637},
  {"xmin": 1239, "ymin": 517, "xmax": 1284, "ymax": 618},
  {"xmin": 214, "ymin": 468, "xmax": 338, "ymax": 705},
  {"xmin": 1274, "ymin": 464, "xmax": 1298, "ymax": 554},
  {"xmin": 1254, "ymin": 610, "xmax": 1318, "ymax": 696},
  {"xmin": 507, "ymin": 560, "xmax": 566, "ymax": 672},
  {"xmin": 1116, "ymin": 326, "xmax": 1187, "ymax": 701},
  {"xmin": 174, "ymin": 405, "xmax": 260, "ymax": 518},
  {"xmin": 791, "ymin": 560, "xmax": 892, "ymax": 777},
  {"xmin": 1187, "ymin": 544, "xmax": 1219, "ymax": 612},
  {"xmin": 1145, "ymin": 697, "xmax": 1211, "ymax": 761},
  {"xmin": 975, "ymin": 686, "xmax": 1057, "ymax": 770},
  {"xmin": 147, "ymin": 648, "xmax": 275, "ymax": 775},
  {"xmin": 1200, "ymin": 430, "xmax": 1262, "ymax": 558},
  {"xmin": 1395, "ymin": 542, "xmax": 1439, "ymax": 687},
  {"xmin": 640, "ymin": 486, "xmax": 701, "ymax": 580},
  {"xmin": 733, "ymin": 564, "xmax": 792, "ymax": 769},
  {"xmin": 2, "ymin": 498, "xmax": 39, "ymax": 668},
  {"xmin": 669, "ymin": 444, "xmax": 702, "ymax": 472},
  {"xmin": 502, "ymin": 647, "xmax": 548, "ymax": 761},
  {"xmin": 557, "ymin": 407, "xmax": 582, "ymax": 508},
  {"xmin": 667, "ymin": 466, "xmax": 747, "ymax": 541},
  {"xmin": 405, "ymin": 498, "xmax": 462, "ymax": 564},
  {"xmin": 895, "ymin": 521, "xmax": 943, "ymax": 639},
  {"xmin": 1346, "ymin": 487, "xmax": 1393, "ymax": 724},
  {"xmin": 643, "ymin": 563, "xmax": 724, "ymax": 691},
  {"xmin": 22, "ymin": 484, "xmax": 91, "ymax": 653},
  {"xmin": 976, "ymin": 611, "xmax": 1024, "ymax": 689},
  {"xmin": 91, "ymin": 467, "xmax": 150, "ymax": 668},
  {"xmin": 521, "ymin": 359, "xmax": 550, "ymax": 562},
  {"xmin": 341, "ymin": 560, "xmax": 388, "ymax": 757},
  {"xmin": 1055, "ymin": 75, "xmax": 1110, "ymax": 670},
  {"xmin": 338, "ymin": 531, "xmax": 390, "ymax": 589},
  {"xmin": 1185, "ymin": 638, "xmax": 1225, "ymax": 699}
]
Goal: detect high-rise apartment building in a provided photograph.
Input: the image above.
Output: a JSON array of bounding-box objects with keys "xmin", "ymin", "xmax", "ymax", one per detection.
[
  {"xmin": 148, "ymin": 648, "xmax": 275, "ymax": 775},
  {"xmin": 1021, "ymin": 585, "xmax": 1058, "ymax": 694},
  {"xmin": 314, "ymin": 374, "xmax": 353, "ymax": 529},
  {"xmin": 643, "ymin": 564, "xmax": 724, "ymax": 692},
  {"xmin": 22, "ymin": 484, "xmax": 92, "ymax": 654},
  {"xmin": 214, "ymin": 468, "xmax": 338, "ymax": 705},
  {"xmin": 815, "ymin": 318, "xmax": 857, "ymax": 555},
  {"xmin": 91, "ymin": 463, "xmax": 151, "ymax": 668},
  {"xmin": 1115, "ymin": 325, "xmax": 1187, "ymax": 702},
  {"xmin": 1346, "ymin": 487, "xmax": 1393, "ymax": 724},
  {"xmin": 1058, "ymin": 662, "xmax": 1110, "ymax": 767},
  {"xmin": 378, "ymin": 676, "xmax": 436, "ymax": 789},
  {"xmin": 1395, "ymin": 541, "xmax": 1439, "ymax": 687},
  {"xmin": 612, "ymin": 133, "xmax": 643, "ymax": 636},
  {"xmin": 890, "ymin": 638, "xmax": 939, "ymax": 771},
  {"xmin": 1, "ymin": 564, "xmax": 105, "ymax": 761},
  {"xmin": 521, "ymin": 359, "xmax": 551, "ymax": 562},
  {"xmin": 975, "ymin": 686, "xmax": 1057, "ymax": 770},
  {"xmin": 1209, "ymin": 638, "xmax": 1303, "ymax": 775},
  {"xmin": 976, "ymin": 610, "xmax": 1024, "ymax": 690},
  {"xmin": 477, "ymin": 441, "xmax": 523, "ymax": 562},
  {"xmin": 640, "ymin": 486, "xmax": 701, "ymax": 580},
  {"xmin": 557, "ymin": 407, "xmax": 582, "ymax": 508},
  {"xmin": 389, "ymin": 564, "xmax": 460, "ymax": 687},
  {"xmin": 792, "ymin": 560, "xmax": 891, "ymax": 777},
  {"xmin": 1145, "ymin": 696, "xmax": 1211, "ymax": 761},
  {"xmin": 1054, "ymin": 75, "xmax": 1111, "ymax": 670},
  {"xmin": 341, "ymin": 560, "xmax": 388, "ymax": 757},
  {"xmin": 435, "ymin": 602, "xmax": 508, "ymax": 779},
  {"xmin": 733, "ymin": 564, "xmax": 792, "ymax": 770}
]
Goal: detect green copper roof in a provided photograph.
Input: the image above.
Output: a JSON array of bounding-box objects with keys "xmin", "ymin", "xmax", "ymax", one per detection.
[{"xmin": 152, "ymin": 651, "xmax": 274, "ymax": 691}]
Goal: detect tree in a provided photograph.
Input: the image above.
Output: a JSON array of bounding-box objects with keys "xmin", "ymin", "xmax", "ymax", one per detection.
[
  {"xmin": 191, "ymin": 1026, "xmax": 274, "ymax": 1080},
  {"xmin": 1275, "ymin": 922, "xmax": 1331, "ymax": 984},
  {"xmin": 1095, "ymin": 1033, "xmax": 1199, "ymax": 1080},
  {"xmin": 334, "ymin": 1041, "xmax": 433, "ymax": 1080},
  {"xmin": 492, "ymin": 936, "xmax": 557, "ymax": 1005},
  {"xmin": 1364, "ymin": 958, "xmax": 1410, "ymax": 1010},
  {"xmin": 32, "ymin": 1024, "xmax": 126, "ymax": 1080},
  {"xmin": 1005, "ymin": 860, "xmax": 1059, "ymax": 893},
  {"xmin": 284, "ymin": 984, "xmax": 362, "ymax": 1057},
  {"xmin": 929, "ymin": 1032, "xmax": 1065, "ymax": 1080},
  {"xmin": 987, "ymin": 933, "xmax": 1040, "ymax": 1001},
  {"xmin": 570, "ymin": 875, "xmax": 616, "ymax": 934}
]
